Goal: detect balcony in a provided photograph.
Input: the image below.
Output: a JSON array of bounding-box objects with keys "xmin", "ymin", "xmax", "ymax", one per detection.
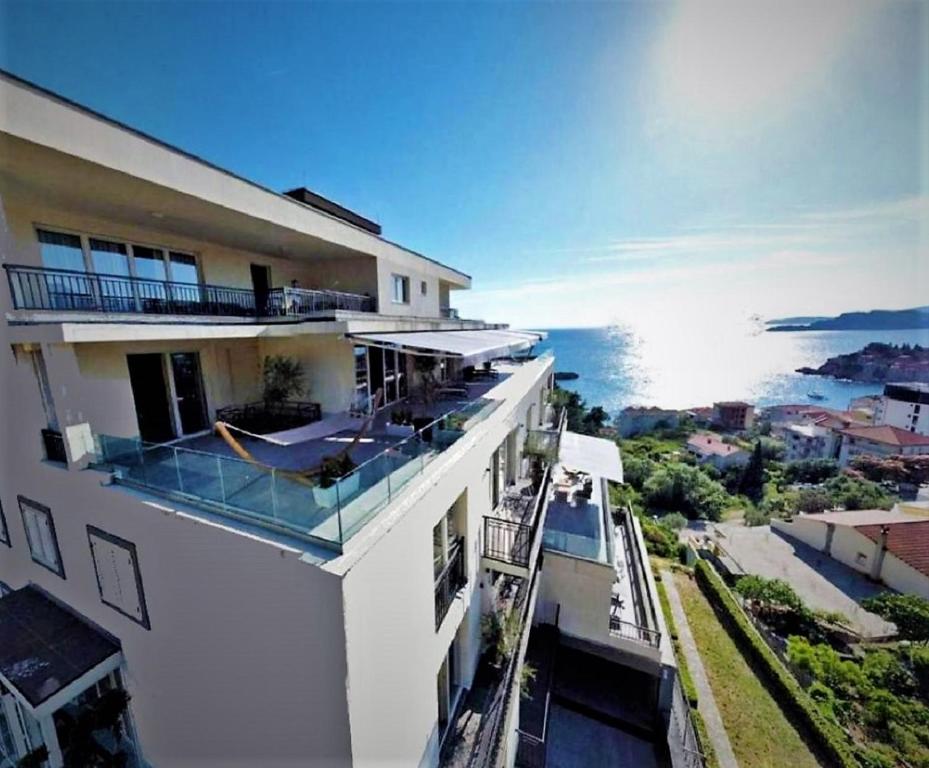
[
  {"xmin": 435, "ymin": 536, "xmax": 466, "ymax": 629},
  {"xmin": 3, "ymin": 264, "xmax": 376, "ymax": 321},
  {"xmin": 94, "ymin": 397, "xmax": 501, "ymax": 553},
  {"xmin": 482, "ymin": 464, "xmax": 552, "ymax": 577},
  {"xmin": 440, "ymin": 306, "xmax": 460, "ymax": 320}
]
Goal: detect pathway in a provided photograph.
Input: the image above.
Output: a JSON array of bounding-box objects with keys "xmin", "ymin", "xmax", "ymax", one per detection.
[{"xmin": 661, "ymin": 570, "xmax": 739, "ymax": 768}]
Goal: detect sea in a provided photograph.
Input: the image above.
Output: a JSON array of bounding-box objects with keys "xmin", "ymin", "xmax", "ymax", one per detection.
[{"xmin": 535, "ymin": 323, "xmax": 929, "ymax": 417}]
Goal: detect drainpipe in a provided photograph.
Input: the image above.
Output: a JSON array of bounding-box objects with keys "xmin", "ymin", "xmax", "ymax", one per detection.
[
  {"xmin": 823, "ymin": 523, "xmax": 835, "ymax": 555},
  {"xmin": 870, "ymin": 525, "xmax": 890, "ymax": 582}
]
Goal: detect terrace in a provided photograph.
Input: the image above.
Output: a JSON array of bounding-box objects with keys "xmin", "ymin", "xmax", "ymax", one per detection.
[{"xmin": 93, "ymin": 357, "xmax": 548, "ymax": 553}]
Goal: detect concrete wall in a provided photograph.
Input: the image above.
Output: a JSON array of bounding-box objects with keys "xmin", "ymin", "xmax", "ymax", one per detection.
[
  {"xmin": 259, "ymin": 335, "xmax": 355, "ymax": 415},
  {"xmin": 339, "ymin": 357, "xmax": 552, "ymax": 766},
  {"xmin": 536, "ymin": 550, "xmax": 614, "ymax": 644},
  {"xmin": 375, "ymin": 257, "xmax": 441, "ymax": 318},
  {"xmin": 878, "ymin": 397, "xmax": 929, "ymax": 436},
  {"xmin": 770, "ymin": 517, "xmax": 829, "ymax": 551}
]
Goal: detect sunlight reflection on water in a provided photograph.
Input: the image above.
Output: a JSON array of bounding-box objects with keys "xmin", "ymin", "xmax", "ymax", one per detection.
[{"xmin": 537, "ymin": 321, "xmax": 929, "ymax": 415}]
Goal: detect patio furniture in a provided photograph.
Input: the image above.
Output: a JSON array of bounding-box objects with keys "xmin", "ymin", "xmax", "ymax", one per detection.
[{"xmin": 215, "ymin": 400, "xmax": 322, "ymax": 435}]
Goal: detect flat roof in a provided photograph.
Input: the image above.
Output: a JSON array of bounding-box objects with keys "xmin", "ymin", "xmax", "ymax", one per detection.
[
  {"xmin": 0, "ymin": 586, "xmax": 120, "ymax": 708},
  {"xmin": 559, "ymin": 431, "xmax": 623, "ymax": 483}
]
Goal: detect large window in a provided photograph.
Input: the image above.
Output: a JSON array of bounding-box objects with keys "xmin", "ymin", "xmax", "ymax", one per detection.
[
  {"xmin": 90, "ymin": 238, "xmax": 133, "ymax": 311},
  {"xmin": 38, "ymin": 229, "xmax": 84, "ymax": 272},
  {"xmin": 18, "ymin": 496, "xmax": 64, "ymax": 578},
  {"xmin": 391, "ymin": 274, "xmax": 410, "ymax": 304},
  {"xmin": 87, "ymin": 526, "xmax": 150, "ymax": 629},
  {"xmin": 353, "ymin": 345, "xmax": 370, "ymax": 413}
]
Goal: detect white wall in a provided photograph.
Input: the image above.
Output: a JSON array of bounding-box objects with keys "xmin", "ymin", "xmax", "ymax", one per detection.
[
  {"xmin": 536, "ymin": 550, "xmax": 614, "ymax": 644},
  {"xmin": 338, "ymin": 357, "xmax": 552, "ymax": 766},
  {"xmin": 878, "ymin": 396, "xmax": 929, "ymax": 436}
]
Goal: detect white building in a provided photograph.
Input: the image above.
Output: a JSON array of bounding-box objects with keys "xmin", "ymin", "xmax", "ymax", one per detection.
[
  {"xmin": 836, "ymin": 425, "xmax": 929, "ymax": 468},
  {"xmin": 0, "ymin": 71, "xmax": 567, "ymax": 768},
  {"xmin": 875, "ymin": 382, "xmax": 929, "ymax": 436},
  {"xmin": 784, "ymin": 423, "xmax": 839, "ymax": 462},
  {"xmin": 772, "ymin": 508, "xmax": 929, "ymax": 600},
  {"xmin": 0, "ymin": 70, "xmax": 679, "ymax": 768},
  {"xmin": 617, "ymin": 406, "xmax": 680, "ymax": 438}
]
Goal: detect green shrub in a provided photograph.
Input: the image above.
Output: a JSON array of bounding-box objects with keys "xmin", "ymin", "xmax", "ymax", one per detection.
[
  {"xmin": 862, "ymin": 593, "xmax": 929, "ymax": 643},
  {"xmin": 694, "ymin": 560, "xmax": 860, "ymax": 768}
]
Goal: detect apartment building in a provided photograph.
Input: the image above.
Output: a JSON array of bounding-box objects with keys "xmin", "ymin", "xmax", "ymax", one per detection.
[
  {"xmin": 0, "ymin": 71, "xmax": 565, "ymax": 768},
  {"xmin": 836, "ymin": 425, "xmax": 929, "ymax": 468},
  {"xmin": 874, "ymin": 382, "xmax": 929, "ymax": 436}
]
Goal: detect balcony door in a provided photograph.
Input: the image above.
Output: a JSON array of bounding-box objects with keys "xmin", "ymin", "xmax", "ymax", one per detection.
[
  {"xmin": 250, "ymin": 264, "xmax": 271, "ymax": 316},
  {"xmin": 170, "ymin": 353, "xmax": 208, "ymax": 434},
  {"xmin": 127, "ymin": 354, "xmax": 175, "ymax": 443}
]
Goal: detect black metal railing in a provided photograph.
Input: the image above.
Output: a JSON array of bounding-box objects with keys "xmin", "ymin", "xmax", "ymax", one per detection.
[
  {"xmin": 435, "ymin": 537, "xmax": 466, "ymax": 630},
  {"xmin": 266, "ymin": 286, "xmax": 376, "ymax": 315},
  {"xmin": 41, "ymin": 428, "xmax": 67, "ymax": 463},
  {"xmin": 4, "ymin": 264, "xmax": 378, "ymax": 318},
  {"xmin": 5, "ymin": 264, "xmax": 258, "ymax": 317},
  {"xmin": 440, "ymin": 306, "xmax": 460, "ymax": 319},
  {"xmin": 215, "ymin": 401, "xmax": 322, "ymax": 434},
  {"xmin": 483, "ymin": 465, "xmax": 552, "ymax": 569},
  {"xmin": 608, "ymin": 609, "xmax": 662, "ymax": 648}
]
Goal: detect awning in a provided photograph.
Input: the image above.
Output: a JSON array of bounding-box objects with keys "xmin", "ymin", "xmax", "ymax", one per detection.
[
  {"xmin": 348, "ymin": 329, "xmax": 546, "ymax": 365},
  {"xmin": 559, "ymin": 430, "xmax": 624, "ymax": 483},
  {"xmin": 0, "ymin": 586, "xmax": 122, "ymax": 716}
]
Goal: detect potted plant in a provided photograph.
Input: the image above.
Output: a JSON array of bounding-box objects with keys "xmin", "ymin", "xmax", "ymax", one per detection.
[
  {"xmin": 387, "ymin": 407, "xmax": 415, "ymax": 437},
  {"xmin": 312, "ymin": 453, "xmax": 359, "ymax": 508},
  {"xmin": 262, "ymin": 355, "xmax": 305, "ymax": 428}
]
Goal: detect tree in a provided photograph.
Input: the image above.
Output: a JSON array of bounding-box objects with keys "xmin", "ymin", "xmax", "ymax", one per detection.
[
  {"xmin": 622, "ymin": 455, "xmax": 656, "ymax": 491},
  {"xmin": 738, "ymin": 442, "xmax": 765, "ymax": 501},
  {"xmin": 581, "ymin": 406, "xmax": 608, "ymax": 435},
  {"xmin": 641, "ymin": 462, "xmax": 730, "ymax": 521},
  {"xmin": 823, "ymin": 475, "xmax": 894, "ymax": 511},
  {"xmin": 784, "ymin": 459, "xmax": 840, "ymax": 485},
  {"xmin": 851, "ymin": 454, "xmax": 929, "ymax": 486},
  {"xmin": 796, "ymin": 487, "xmax": 832, "ymax": 514},
  {"xmin": 261, "ymin": 355, "xmax": 305, "ymax": 405},
  {"xmin": 862, "ymin": 593, "xmax": 929, "ymax": 643}
]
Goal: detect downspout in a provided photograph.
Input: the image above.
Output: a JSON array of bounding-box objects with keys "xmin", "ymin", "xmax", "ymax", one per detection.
[{"xmin": 870, "ymin": 525, "xmax": 890, "ymax": 582}]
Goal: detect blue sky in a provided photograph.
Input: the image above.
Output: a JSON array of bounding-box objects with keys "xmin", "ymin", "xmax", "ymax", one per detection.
[{"xmin": 1, "ymin": 0, "xmax": 926, "ymax": 328}]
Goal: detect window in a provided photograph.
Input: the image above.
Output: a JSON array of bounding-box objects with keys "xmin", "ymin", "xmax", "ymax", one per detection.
[
  {"xmin": 38, "ymin": 229, "xmax": 85, "ymax": 272},
  {"xmin": 353, "ymin": 345, "xmax": 370, "ymax": 413},
  {"xmin": 392, "ymin": 274, "xmax": 410, "ymax": 304},
  {"xmin": 169, "ymin": 251, "xmax": 199, "ymax": 284},
  {"xmin": 18, "ymin": 496, "xmax": 64, "ymax": 577},
  {"xmin": 0, "ymin": 500, "xmax": 9, "ymax": 547},
  {"xmin": 87, "ymin": 526, "xmax": 150, "ymax": 629},
  {"xmin": 421, "ymin": 280, "xmax": 428, "ymax": 296},
  {"xmin": 90, "ymin": 238, "xmax": 133, "ymax": 311}
]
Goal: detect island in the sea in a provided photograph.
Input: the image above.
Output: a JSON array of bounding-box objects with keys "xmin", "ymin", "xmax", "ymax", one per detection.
[
  {"xmin": 797, "ymin": 342, "xmax": 929, "ymax": 383},
  {"xmin": 767, "ymin": 305, "xmax": 929, "ymax": 332}
]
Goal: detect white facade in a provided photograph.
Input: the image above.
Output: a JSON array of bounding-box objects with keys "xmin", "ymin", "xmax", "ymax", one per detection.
[
  {"xmin": 875, "ymin": 383, "xmax": 929, "ymax": 436},
  {"xmin": 784, "ymin": 423, "xmax": 838, "ymax": 462},
  {"xmin": 0, "ymin": 71, "xmax": 556, "ymax": 768}
]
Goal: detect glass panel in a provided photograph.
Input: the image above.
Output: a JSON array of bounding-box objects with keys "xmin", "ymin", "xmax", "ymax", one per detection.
[
  {"xmin": 90, "ymin": 239, "xmax": 133, "ymax": 311},
  {"xmin": 169, "ymin": 251, "xmax": 198, "ymax": 284},
  {"xmin": 38, "ymin": 229, "xmax": 84, "ymax": 271},
  {"xmin": 132, "ymin": 246, "xmax": 167, "ymax": 280}
]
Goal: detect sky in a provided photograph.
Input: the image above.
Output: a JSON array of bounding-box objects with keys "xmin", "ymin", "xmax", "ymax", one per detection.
[{"xmin": 1, "ymin": 0, "xmax": 927, "ymax": 329}]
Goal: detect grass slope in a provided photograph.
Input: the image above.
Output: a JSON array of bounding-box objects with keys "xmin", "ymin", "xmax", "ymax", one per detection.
[{"xmin": 675, "ymin": 572, "xmax": 824, "ymax": 768}]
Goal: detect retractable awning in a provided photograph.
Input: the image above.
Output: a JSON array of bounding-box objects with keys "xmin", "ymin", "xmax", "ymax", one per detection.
[
  {"xmin": 348, "ymin": 329, "xmax": 546, "ymax": 365},
  {"xmin": 559, "ymin": 430, "xmax": 624, "ymax": 483}
]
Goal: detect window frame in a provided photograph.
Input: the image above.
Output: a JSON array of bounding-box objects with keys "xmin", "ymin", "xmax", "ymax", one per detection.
[
  {"xmin": 0, "ymin": 499, "xmax": 9, "ymax": 547},
  {"xmin": 391, "ymin": 273, "xmax": 410, "ymax": 304},
  {"xmin": 86, "ymin": 525, "xmax": 151, "ymax": 630},
  {"xmin": 17, "ymin": 496, "xmax": 65, "ymax": 578},
  {"xmin": 421, "ymin": 280, "xmax": 428, "ymax": 296}
]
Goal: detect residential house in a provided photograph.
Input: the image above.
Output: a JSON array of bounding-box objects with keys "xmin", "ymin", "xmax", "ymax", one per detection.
[
  {"xmin": 686, "ymin": 433, "xmax": 750, "ymax": 470},
  {"xmin": 711, "ymin": 401, "xmax": 754, "ymax": 431},
  {"xmin": 617, "ymin": 406, "xmax": 680, "ymax": 438},
  {"xmin": 772, "ymin": 507, "xmax": 929, "ymax": 599},
  {"xmin": 784, "ymin": 423, "xmax": 839, "ymax": 462},
  {"xmin": 836, "ymin": 425, "xmax": 929, "ymax": 468}
]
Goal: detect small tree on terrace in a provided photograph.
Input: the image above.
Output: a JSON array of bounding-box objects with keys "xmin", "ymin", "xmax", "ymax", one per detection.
[{"xmin": 738, "ymin": 442, "xmax": 765, "ymax": 502}]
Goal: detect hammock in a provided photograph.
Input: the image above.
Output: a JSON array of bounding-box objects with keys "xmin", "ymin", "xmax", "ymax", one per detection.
[{"xmin": 214, "ymin": 388, "xmax": 385, "ymax": 480}]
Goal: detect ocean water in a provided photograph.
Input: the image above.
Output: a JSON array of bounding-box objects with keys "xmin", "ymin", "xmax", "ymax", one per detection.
[{"xmin": 535, "ymin": 323, "xmax": 929, "ymax": 416}]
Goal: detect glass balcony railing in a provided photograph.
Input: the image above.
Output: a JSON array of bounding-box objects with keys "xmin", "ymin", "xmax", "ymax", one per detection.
[{"xmin": 94, "ymin": 398, "xmax": 501, "ymax": 551}]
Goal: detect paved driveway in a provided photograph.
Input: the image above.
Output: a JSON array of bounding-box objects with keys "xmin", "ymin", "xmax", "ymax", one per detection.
[{"xmin": 703, "ymin": 523, "xmax": 895, "ymax": 638}]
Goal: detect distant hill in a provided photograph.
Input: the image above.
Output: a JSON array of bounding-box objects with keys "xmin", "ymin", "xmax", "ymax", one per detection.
[
  {"xmin": 768, "ymin": 306, "xmax": 929, "ymax": 332},
  {"xmin": 765, "ymin": 315, "xmax": 829, "ymax": 326}
]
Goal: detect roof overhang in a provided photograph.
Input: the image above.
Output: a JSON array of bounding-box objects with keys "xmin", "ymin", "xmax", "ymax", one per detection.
[
  {"xmin": 558, "ymin": 431, "xmax": 624, "ymax": 483},
  {"xmin": 0, "ymin": 586, "xmax": 122, "ymax": 718},
  {"xmin": 347, "ymin": 329, "xmax": 546, "ymax": 365}
]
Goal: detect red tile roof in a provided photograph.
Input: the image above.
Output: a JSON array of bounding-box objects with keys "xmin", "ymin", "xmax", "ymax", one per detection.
[
  {"xmin": 856, "ymin": 519, "xmax": 929, "ymax": 578},
  {"xmin": 686, "ymin": 433, "xmax": 745, "ymax": 457},
  {"xmin": 838, "ymin": 425, "xmax": 929, "ymax": 447}
]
